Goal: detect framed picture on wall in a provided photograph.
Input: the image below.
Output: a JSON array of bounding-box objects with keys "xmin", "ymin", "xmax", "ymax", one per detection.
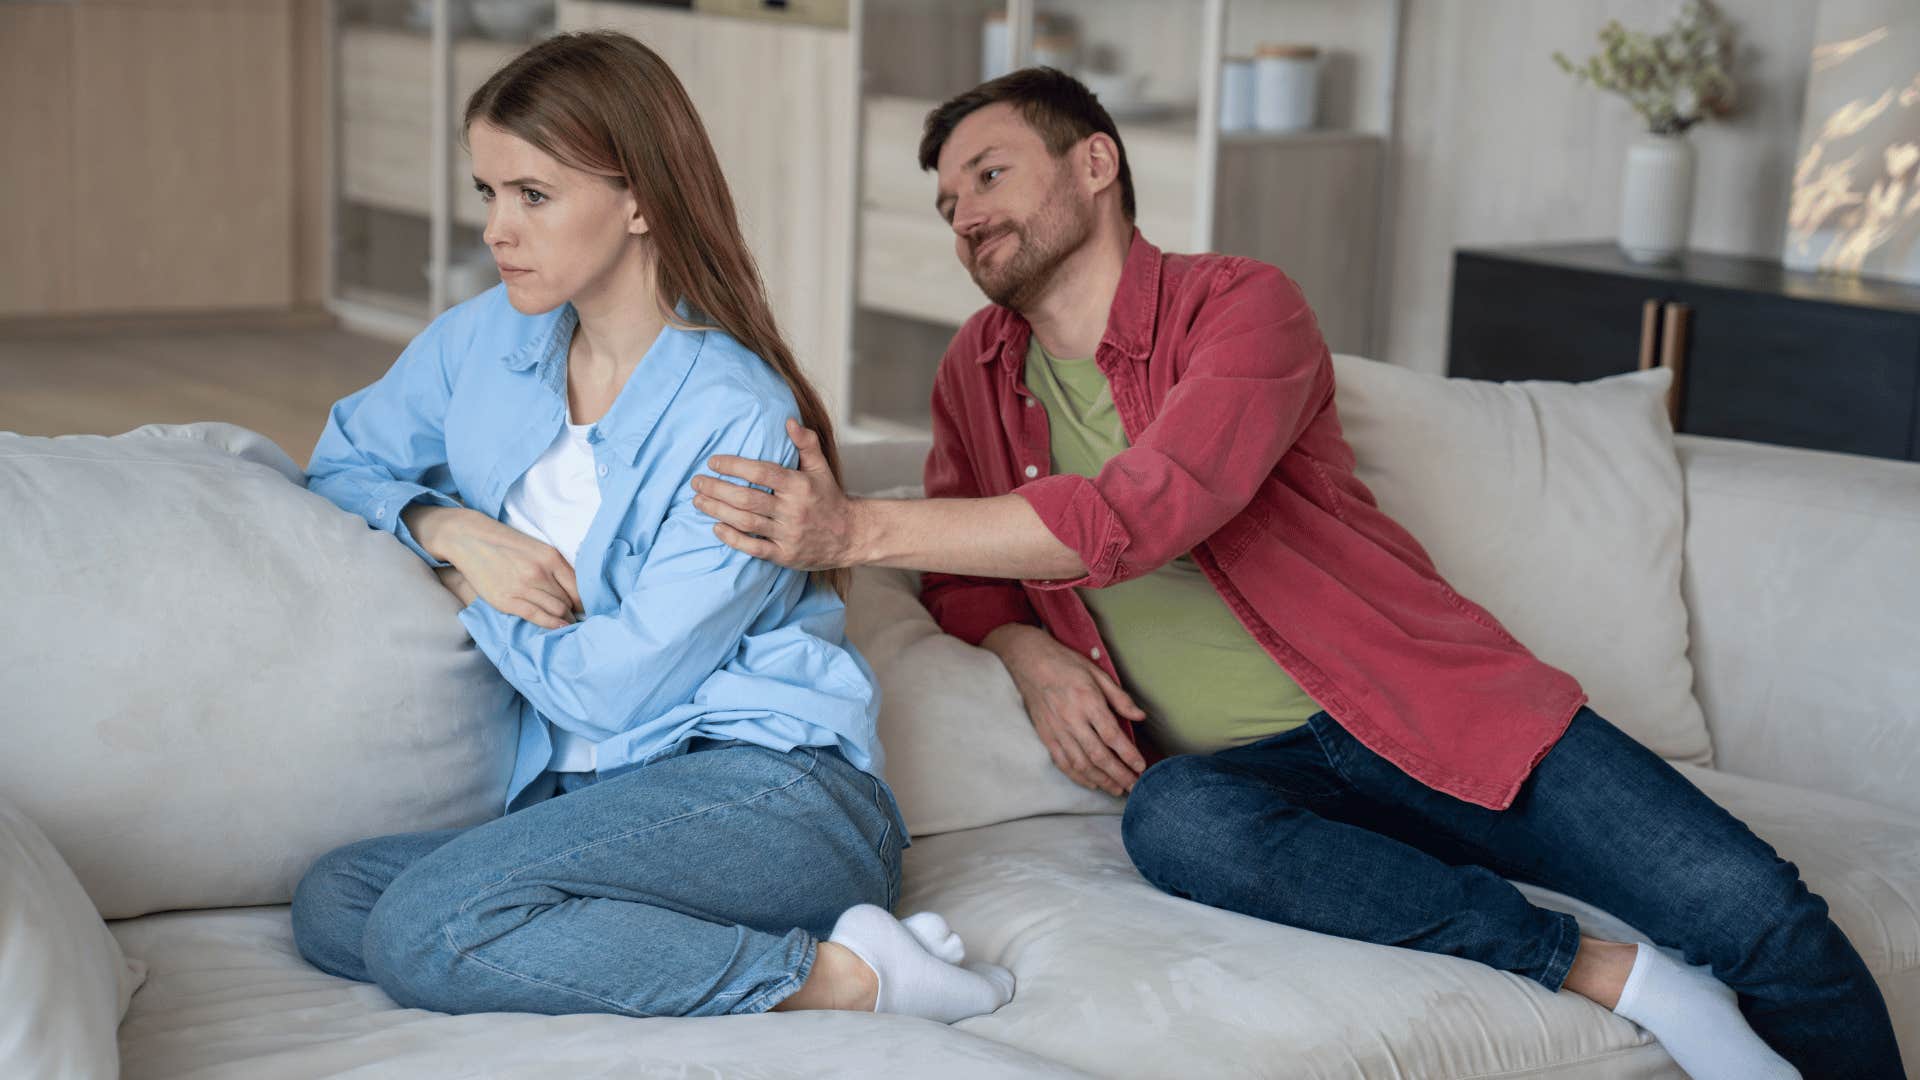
[{"xmin": 1784, "ymin": 0, "xmax": 1920, "ymax": 284}]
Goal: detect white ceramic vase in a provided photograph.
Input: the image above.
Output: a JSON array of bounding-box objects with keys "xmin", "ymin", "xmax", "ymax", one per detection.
[{"xmin": 1618, "ymin": 132, "xmax": 1695, "ymax": 264}]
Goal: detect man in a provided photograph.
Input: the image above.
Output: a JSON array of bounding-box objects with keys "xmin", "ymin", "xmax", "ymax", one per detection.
[{"xmin": 688, "ymin": 68, "xmax": 1900, "ymax": 1078}]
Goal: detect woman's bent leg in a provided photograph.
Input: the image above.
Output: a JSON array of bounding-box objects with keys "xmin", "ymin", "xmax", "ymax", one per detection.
[
  {"xmin": 290, "ymin": 828, "xmax": 467, "ymax": 982},
  {"xmin": 362, "ymin": 741, "xmax": 902, "ymax": 1017}
]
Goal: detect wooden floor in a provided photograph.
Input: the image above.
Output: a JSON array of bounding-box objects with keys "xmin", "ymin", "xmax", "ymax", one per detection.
[{"xmin": 0, "ymin": 312, "xmax": 402, "ymax": 468}]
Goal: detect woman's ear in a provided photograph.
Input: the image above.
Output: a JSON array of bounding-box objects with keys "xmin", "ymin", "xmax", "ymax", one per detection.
[{"xmin": 625, "ymin": 191, "xmax": 650, "ymax": 237}]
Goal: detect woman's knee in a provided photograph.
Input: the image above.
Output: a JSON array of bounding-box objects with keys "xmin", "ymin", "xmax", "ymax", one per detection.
[
  {"xmin": 290, "ymin": 840, "xmax": 385, "ymax": 979},
  {"xmin": 359, "ymin": 878, "xmax": 466, "ymax": 1011}
]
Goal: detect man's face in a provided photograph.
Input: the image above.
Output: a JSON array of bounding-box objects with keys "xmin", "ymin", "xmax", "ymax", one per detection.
[{"xmin": 934, "ymin": 103, "xmax": 1095, "ymax": 312}]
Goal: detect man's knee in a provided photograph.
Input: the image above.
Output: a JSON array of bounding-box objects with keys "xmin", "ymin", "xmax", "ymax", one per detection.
[{"xmin": 1121, "ymin": 755, "xmax": 1222, "ymax": 885}]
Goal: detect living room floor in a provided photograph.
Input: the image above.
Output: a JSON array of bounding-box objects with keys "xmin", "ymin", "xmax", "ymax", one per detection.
[{"xmin": 0, "ymin": 313, "xmax": 399, "ymax": 467}]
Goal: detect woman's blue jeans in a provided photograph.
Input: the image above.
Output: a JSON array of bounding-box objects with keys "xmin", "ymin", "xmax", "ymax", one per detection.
[
  {"xmin": 291, "ymin": 738, "xmax": 906, "ymax": 1017},
  {"xmin": 1121, "ymin": 707, "xmax": 1904, "ymax": 1079}
]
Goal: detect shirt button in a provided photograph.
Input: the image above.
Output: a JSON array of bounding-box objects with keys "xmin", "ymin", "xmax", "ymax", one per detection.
[
  {"xmin": 374, "ymin": 505, "xmax": 385, "ymax": 519},
  {"xmin": 1024, "ymin": 397, "xmax": 1035, "ymax": 407},
  {"xmin": 1090, "ymin": 647, "xmax": 1102, "ymax": 660},
  {"xmin": 597, "ymin": 463, "xmax": 609, "ymax": 477},
  {"xmin": 1024, "ymin": 464, "xmax": 1038, "ymax": 479}
]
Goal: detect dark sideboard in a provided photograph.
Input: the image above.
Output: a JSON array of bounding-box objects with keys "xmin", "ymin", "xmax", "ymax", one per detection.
[{"xmin": 1446, "ymin": 242, "xmax": 1920, "ymax": 463}]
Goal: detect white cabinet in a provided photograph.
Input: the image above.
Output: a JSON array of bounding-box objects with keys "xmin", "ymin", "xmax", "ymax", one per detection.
[{"xmin": 846, "ymin": 0, "xmax": 1401, "ymax": 431}]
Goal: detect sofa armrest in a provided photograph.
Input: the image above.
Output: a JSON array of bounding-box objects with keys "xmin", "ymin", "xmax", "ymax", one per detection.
[{"xmin": 1676, "ymin": 434, "xmax": 1920, "ymax": 816}]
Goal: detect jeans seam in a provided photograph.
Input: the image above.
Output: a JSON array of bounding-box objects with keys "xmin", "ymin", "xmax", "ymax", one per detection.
[
  {"xmin": 437, "ymin": 747, "xmax": 825, "ymax": 1009},
  {"xmin": 437, "ymin": 920, "xmax": 656, "ymax": 1016},
  {"xmin": 1304, "ymin": 712, "xmax": 1356, "ymax": 788},
  {"xmin": 452, "ymin": 746, "xmax": 823, "ymax": 927},
  {"xmin": 730, "ymin": 935, "xmax": 817, "ymax": 1015},
  {"xmin": 1537, "ymin": 909, "xmax": 1581, "ymax": 993}
]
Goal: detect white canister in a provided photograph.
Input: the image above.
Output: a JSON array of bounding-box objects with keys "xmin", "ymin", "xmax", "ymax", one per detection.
[
  {"xmin": 1220, "ymin": 57, "xmax": 1255, "ymax": 132},
  {"xmin": 1254, "ymin": 44, "xmax": 1319, "ymax": 133}
]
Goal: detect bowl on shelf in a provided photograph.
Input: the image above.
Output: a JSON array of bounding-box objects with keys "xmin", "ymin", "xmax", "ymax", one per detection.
[{"xmin": 469, "ymin": 0, "xmax": 554, "ymax": 41}]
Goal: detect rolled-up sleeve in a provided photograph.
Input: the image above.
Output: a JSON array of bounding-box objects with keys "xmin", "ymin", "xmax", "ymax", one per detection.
[
  {"xmin": 919, "ymin": 359, "xmax": 1041, "ymax": 646},
  {"xmin": 455, "ymin": 406, "xmax": 799, "ymax": 741},
  {"xmin": 1015, "ymin": 262, "xmax": 1333, "ymax": 590},
  {"xmin": 305, "ymin": 314, "xmax": 464, "ymax": 567}
]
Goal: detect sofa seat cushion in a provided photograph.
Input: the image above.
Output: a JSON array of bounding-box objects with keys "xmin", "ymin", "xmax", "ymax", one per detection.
[
  {"xmin": 898, "ymin": 765, "xmax": 1920, "ymax": 1079},
  {"xmin": 108, "ymin": 908, "xmax": 1092, "ymax": 1080},
  {"xmin": 901, "ymin": 815, "xmax": 1680, "ymax": 1080}
]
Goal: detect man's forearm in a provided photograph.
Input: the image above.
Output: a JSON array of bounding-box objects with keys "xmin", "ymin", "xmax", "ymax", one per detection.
[{"xmin": 851, "ymin": 494, "xmax": 1087, "ymax": 580}]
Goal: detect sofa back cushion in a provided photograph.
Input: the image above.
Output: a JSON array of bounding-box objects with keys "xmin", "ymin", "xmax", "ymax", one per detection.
[
  {"xmin": 1676, "ymin": 434, "xmax": 1920, "ymax": 816},
  {"xmin": 843, "ymin": 554, "xmax": 1124, "ymax": 837},
  {"xmin": 1330, "ymin": 356, "xmax": 1710, "ymax": 763},
  {"xmin": 0, "ymin": 423, "xmax": 518, "ymax": 919}
]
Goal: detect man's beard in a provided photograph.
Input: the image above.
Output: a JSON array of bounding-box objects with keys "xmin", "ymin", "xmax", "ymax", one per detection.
[{"xmin": 968, "ymin": 191, "xmax": 1092, "ymax": 312}]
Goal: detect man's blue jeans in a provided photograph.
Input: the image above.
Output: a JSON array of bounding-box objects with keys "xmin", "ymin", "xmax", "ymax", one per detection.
[
  {"xmin": 291, "ymin": 738, "xmax": 906, "ymax": 1017},
  {"xmin": 1121, "ymin": 707, "xmax": 1904, "ymax": 1078}
]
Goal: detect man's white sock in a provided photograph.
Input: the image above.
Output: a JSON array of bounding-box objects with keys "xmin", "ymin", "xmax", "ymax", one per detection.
[
  {"xmin": 1611, "ymin": 944, "xmax": 1799, "ymax": 1080},
  {"xmin": 828, "ymin": 904, "xmax": 1014, "ymax": 1022}
]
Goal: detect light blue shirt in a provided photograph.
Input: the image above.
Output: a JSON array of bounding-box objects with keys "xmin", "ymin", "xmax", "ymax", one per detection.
[{"xmin": 306, "ymin": 285, "xmax": 882, "ymax": 812}]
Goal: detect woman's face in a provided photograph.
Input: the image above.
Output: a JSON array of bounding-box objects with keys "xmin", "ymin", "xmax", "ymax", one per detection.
[{"xmin": 468, "ymin": 120, "xmax": 647, "ymax": 315}]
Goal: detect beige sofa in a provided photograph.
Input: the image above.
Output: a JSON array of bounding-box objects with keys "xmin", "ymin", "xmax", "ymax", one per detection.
[{"xmin": 1, "ymin": 355, "xmax": 1914, "ymax": 1078}]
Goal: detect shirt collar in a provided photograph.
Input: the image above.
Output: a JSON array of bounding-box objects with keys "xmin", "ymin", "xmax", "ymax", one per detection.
[
  {"xmin": 498, "ymin": 299, "xmax": 706, "ymax": 466},
  {"xmin": 979, "ymin": 227, "xmax": 1163, "ymax": 366}
]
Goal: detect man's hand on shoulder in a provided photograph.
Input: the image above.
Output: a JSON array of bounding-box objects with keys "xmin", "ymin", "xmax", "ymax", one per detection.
[
  {"xmin": 694, "ymin": 418, "xmax": 864, "ymax": 570},
  {"xmin": 982, "ymin": 623, "xmax": 1147, "ymax": 796}
]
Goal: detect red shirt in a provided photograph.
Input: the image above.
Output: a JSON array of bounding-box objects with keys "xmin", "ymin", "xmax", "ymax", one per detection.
[{"xmin": 921, "ymin": 231, "xmax": 1587, "ymax": 810}]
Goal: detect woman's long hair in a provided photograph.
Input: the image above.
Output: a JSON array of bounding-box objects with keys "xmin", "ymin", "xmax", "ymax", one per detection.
[{"xmin": 465, "ymin": 31, "xmax": 849, "ymax": 597}]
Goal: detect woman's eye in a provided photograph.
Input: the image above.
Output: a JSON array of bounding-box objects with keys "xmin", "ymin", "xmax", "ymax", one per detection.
[
  {"xmin": 523, "ymin": 189, "xmax": 546, "ymax": 205},
  {"xmin": 475, "ymin": 185, "xmax": 492, "ymax": 201}
]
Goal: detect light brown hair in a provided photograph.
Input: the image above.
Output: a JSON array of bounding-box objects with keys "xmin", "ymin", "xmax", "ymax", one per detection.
[{"xmin": 465, "ymin": 31, "xmax": 848, "ymax": 596}]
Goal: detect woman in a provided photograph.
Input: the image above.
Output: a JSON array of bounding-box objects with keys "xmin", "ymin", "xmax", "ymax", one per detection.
[{"xmin": 291, "ymin": 31, "xmax": 1012, "ymax": 1023}]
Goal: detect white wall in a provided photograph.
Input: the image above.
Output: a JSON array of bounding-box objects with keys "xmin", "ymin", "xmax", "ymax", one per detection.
[{"xmin": 1378, "ymin": 1, "xmax": 1821, "ymax": 374}]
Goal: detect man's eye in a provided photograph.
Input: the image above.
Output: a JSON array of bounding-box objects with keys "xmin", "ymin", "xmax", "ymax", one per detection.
[
  {"xmin": 982, "ymin": 167, "xmax": 1004, "ymax": 183},
  {"xmin": 475, "ymin": 184, "xmax": 492, "ymax": 200}
]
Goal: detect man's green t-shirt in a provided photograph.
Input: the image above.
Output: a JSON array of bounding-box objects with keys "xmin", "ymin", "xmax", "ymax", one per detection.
[{"xmin": 1022, "ymin": 338, "xmax": 1322, "ymax": 756}]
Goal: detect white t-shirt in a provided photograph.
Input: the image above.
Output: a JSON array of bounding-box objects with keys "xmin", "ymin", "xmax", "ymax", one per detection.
[{"xmin": 500, "ymin": 410, "xmax": 601, "ymax": 773}]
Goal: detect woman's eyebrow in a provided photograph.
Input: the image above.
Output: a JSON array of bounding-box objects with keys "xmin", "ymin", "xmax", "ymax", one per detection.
[{"xmin": 472, "ymin": 176, "xmax": 554, "ymax": 188}]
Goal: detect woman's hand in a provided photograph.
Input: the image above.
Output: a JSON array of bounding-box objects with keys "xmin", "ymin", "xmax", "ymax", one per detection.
[
  {"xmin": 435, "ymin": 512, "xmax": 584, "ymax": 630},
  {"xmin": 432, "ymin": 565, "xmax": 480, "ymax": 608}
]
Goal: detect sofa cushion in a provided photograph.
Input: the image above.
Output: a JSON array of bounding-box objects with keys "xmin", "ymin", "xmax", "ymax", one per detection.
[
  {"xmin": 1330, "ymin": 356, "xmax": 1709, "ymax": 764},
  {"xmin": 0, "ymin": 423, "xmax": 520, "ymax": 919},
  {"xmin": 1, "ymin": 792, "xmax": 145, "ymax": 1080},
  {"xmin": 107, "ymin": 908, "xmax": 1089, "ymax": 1080},
  {"xmin": 896, "ymin": 760, "xmax": 1920, "ymax": 1079},
  {"xmin": 902, "ymin": 815, "xmax": 1679, "ymax": 1079},
  {"xmin": 845, "ymin": 562, "xmax": 1123, "ymax": 837},
  {"xmin": 1675, "ymin": 434, "xmax": 1920, "ymax": 817}
]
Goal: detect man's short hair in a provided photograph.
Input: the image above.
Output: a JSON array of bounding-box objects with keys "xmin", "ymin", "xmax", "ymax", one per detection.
[{"xmin": 918, "ymin": 67, "xmax": 1137, "ymax": 223}]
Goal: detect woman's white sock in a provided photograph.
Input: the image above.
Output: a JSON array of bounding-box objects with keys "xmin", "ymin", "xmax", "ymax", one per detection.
[
  {"xmin": 901, "ymin": 910, "xmax": 966, "ymax": 963},
  {"xmin": 1611, "ymin": 944, "xmax": 1799, "ymax": 1080},
  {"xmin": 828, "ymin": 904, "xmax": 1014, "ymax": 1022}
]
